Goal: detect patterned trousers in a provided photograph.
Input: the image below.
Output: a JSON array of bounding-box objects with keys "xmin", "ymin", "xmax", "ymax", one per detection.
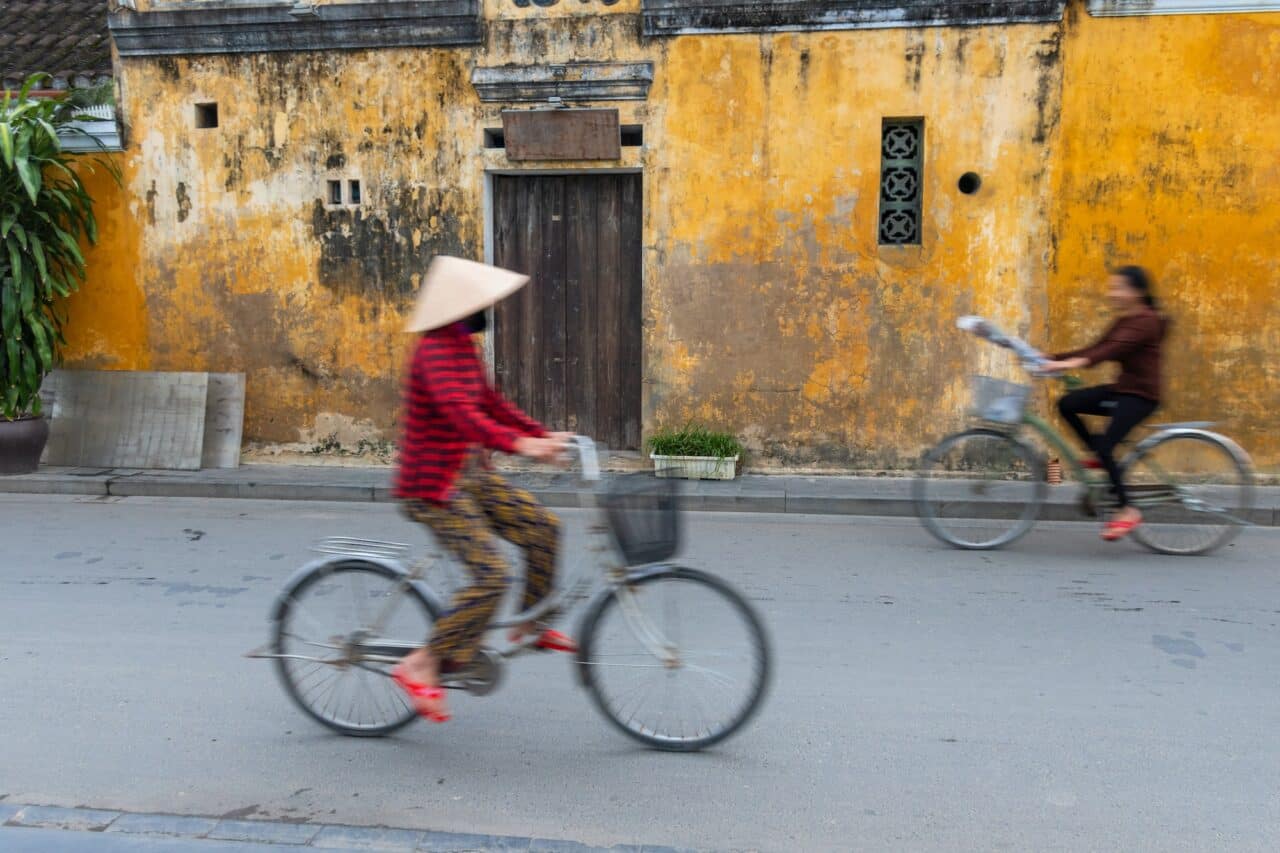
[{"xmin": 403, "ymin": 468, "xmax": 560, "ymax": 666}]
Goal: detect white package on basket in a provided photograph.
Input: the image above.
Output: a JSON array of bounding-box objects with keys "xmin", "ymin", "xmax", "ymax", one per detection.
[{"xmin": 970, "ymin": 375, "xmax": 1030, "ymax": 424}]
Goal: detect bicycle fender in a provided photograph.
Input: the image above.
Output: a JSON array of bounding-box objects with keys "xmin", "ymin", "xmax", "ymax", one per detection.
[
  {"xmin": 1125, "ymin": 428, "xmax": 1255, "ymax": 475},
  {"xmin": 269, "ymin": 555, "xmax": 446, "ymax": 623}
]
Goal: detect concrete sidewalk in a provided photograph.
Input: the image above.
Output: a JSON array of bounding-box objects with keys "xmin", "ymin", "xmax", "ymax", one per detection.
[
  {"xmin": 0, "ymin": 803, "xmax": 679, "ymax": 852},
  {"xmin": 2, "ymin": 463, "xmax": 1277, "ymax": 524}
]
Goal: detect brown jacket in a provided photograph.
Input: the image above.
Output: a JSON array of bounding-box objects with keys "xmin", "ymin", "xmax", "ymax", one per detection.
[{"xmin": 1055, "ymin": 307, "xmax": 1167, "ymax": 402}]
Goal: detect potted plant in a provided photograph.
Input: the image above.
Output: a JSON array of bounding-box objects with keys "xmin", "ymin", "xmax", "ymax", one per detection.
[
  {"xmin": 647, "ymin": 423, "xmax": 743, "ymax": 481},
  {"xmin": 1, "ymin": 75, "xmax": 115, "ymax": 474}
]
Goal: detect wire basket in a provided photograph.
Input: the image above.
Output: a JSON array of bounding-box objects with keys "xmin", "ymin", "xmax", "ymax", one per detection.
[
  {"xmin": 600, "ymin": 473, "xmax": 682, "ymax": 566},
  {"xmin": 970, "ymin": 375, "xmax": 1031, "ymax": 425}
]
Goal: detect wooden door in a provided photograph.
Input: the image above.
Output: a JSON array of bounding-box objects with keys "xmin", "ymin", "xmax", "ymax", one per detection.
[{"xmin": 492, "ymin": 173, "xmax": 642, "ymax": 450}]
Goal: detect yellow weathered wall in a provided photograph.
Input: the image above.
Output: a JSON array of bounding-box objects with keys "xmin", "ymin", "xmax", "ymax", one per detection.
[
  {"xmin": 63, "ymin": 158, "xmax": 150, "ymax": 370},
  {"xmin": 58, "ymin": 1, "xmax": 1279, "ymax": 470},
  {"xmin": 1049, "ymin": 6, "xmax": 1280, "ymax": 471},
  {"xmin": 648, "ymin": 27, "xmax": 1063, "ymax": 467}
]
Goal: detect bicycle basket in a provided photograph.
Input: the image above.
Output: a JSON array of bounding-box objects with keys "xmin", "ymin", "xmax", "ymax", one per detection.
[
  {"xmin": 970, "ymin": 375, "xmax": 1030, "ymax": 425},
  {"xmin": 600, "ymin": 473, "xmax": 682, "ymax": 566}
]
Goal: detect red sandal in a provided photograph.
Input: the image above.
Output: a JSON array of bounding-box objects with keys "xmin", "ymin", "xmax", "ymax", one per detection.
[
  {"xmin": 533, "ymin": 629, "xmax": 579, "ymax": 654},
  {"xmin": 1101, "ymin": 518, "xmax": 1141, "ymax": 542},
  {"xmin": 390, "ymin": 665, "xmax": 451, "ymax": 723}
]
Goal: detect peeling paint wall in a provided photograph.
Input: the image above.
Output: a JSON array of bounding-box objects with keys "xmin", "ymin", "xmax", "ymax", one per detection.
[
  {"xmin": 59, "ymin": 1, "xmax": 1280, "ymax": 470},
  {"xmin": 646, "ymin": 26, "xmax": 1063, "ymax": 467}
]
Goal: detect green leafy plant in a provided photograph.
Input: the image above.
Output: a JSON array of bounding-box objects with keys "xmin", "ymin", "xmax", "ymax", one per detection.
[
  {"xmin": 1, "ymin": 74, "xmax": 118, "ymax": 420},
  {"xmin": 646, "ymin": 423, "xmax": 743, "ymax": 459}
]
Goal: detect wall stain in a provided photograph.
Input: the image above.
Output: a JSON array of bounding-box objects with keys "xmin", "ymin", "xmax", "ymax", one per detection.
[
  {"xmin": 175, "ymin": 182, "xmax": 191, "ymax": 223},
  {"xmin": 223, "ymin": 138, "xmax": 244, "ymax": 191},
  {"xmin": 904, "ymin": 32, "xmax": 926, "ymax": 90},
  {"xmin": 310, "ymin": 187, "xmax": 469, "ymax": 302},
  {"xmin": 1031, "ymin": 29, "xmax": 1064, "ymax": 144}
]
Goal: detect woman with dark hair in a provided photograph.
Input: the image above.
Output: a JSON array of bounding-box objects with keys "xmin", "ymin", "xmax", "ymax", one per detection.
[{"xmin": 1038, "ymin": 266, "xmax": 1168, "ymax": 541}]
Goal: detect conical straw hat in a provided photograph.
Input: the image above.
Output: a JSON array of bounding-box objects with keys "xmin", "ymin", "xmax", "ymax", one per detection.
[{"xmin": 405, "ymin": 256, "xmax": 529, "ymax": 333}]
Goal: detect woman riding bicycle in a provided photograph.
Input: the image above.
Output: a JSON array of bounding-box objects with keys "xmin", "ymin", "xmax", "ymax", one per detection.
[
  {"xmin": 1038, "ymin": 266, "xmax": 1168, "ymax": 542},
  {"xmin": 391, "ymin": 257, "xmax": 577, "ymax": 723}
]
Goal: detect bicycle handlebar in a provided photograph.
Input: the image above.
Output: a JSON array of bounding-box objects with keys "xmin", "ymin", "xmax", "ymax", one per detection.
[{"xmin": 568, "ymin": 435, "xmax": 602, "ymax": 482}]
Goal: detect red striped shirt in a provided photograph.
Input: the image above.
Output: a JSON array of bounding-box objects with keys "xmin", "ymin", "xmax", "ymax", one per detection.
[{"xmin": 394, "ymin": 323, "xmax": 546, "ymax": 502}]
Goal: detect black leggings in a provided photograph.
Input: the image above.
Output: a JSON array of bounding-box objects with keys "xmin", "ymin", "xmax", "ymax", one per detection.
[{"xmin": 1057, "ymin": 386, "xmax": 1158, "ymax": 507}]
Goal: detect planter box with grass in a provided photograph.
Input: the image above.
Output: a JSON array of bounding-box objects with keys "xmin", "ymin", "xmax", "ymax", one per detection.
[{"xmin": 647, "ymin": 426, "xmax": 742, "ymax": 481}]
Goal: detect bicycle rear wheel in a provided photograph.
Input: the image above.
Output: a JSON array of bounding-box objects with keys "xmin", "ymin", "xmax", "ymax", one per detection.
[
  {"xmin": 273, "ymin": 560, "xmax": 440, "ymax": 736},
  {"xmin": 578, "ymin": 567, "xmax": 770, "ymax": 752},
  {"xmin": 913, "ymin": 428, "xmax": 1046, "ymax": 550},
  {"xmin": 1123, "ymin": 432, "xmax": 1254, "ymax": 555}
]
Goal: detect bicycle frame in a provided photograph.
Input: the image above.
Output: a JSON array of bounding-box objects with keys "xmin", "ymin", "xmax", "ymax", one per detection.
[
  {"xmin": 255, "ymin": 436, "xmax": 681, "ymax": 672},
  {"xmin": 972, "ymin": 359, "xmax": 1245, "ymax": 520}
]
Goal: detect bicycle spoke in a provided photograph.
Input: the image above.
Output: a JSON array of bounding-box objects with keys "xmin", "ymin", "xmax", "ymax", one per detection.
[
  {"xmin": 290, "ymin": 659, "xmax": 335, "ymax": 692},
  {"xmin": 306, "ymin": 664, "xmax": 344, "ymax": 714},
  {"xmin": 280, "ymin": 634, "xmax": 344, "ymax": 653},
  {"xmin": 618, "ymin": 666, "xmax": 666, "ymax": 725},
  {"xmin": 286, "ymin": 599, "xmax": 330, "ymax": 640},
  {"xmin": 349, "ymin": 571, "xmax": 371, "ymax": 627},
  {"xmin": 683, "ymin": 662, "xmax": 743, "ymax": 692},
  {"xmin": 356, "ymin": 666, "xmax": 385, "ymax": 725}
]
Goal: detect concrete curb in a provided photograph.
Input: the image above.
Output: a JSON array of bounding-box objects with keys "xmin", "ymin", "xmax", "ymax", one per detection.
[
  {"xmin": 0, "ymin": 803, "xmax": 695, "ymax": 853},
  {"xmin": 0, "ymin": 465, "xmax": 1276, "ymax": 526}
]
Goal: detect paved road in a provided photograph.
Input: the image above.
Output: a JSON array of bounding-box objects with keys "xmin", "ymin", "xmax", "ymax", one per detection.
[{"xmin": 2, "ymin": 494, "xmax": 1278, "ymax": 851}]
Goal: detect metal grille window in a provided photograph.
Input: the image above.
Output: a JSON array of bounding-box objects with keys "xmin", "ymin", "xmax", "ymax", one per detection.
[{"xmin": 878, "ymin": 119, "xmax": 923, "ymax": 246}]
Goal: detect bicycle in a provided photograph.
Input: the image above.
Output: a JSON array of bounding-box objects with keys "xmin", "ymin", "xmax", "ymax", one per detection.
[
  {"xmin": 912, "ymin": 317, "xmax": 1255, "ymax": 555},
  {"xmin": 248, "ymin": 437, "xmax": 771, "ymax": 752}
]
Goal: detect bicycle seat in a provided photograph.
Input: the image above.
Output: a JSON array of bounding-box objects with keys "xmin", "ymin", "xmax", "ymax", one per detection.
[{"xmin": 1142, "ymin": 421, "xmax": 1216, "ymax": 431}]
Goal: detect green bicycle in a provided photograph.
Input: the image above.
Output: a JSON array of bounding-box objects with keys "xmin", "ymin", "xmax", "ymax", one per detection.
[{"xmin": 913, "ymin": 317, "xmax": 1255, "ymax": 555}]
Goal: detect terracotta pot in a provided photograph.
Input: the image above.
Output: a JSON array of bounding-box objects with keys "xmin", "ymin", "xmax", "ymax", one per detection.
[{"xmin": 0, "ymin": 415, "xmax": 50, "ymax": 475}]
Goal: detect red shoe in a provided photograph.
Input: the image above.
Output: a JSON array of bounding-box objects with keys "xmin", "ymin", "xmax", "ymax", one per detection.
[
  {"xmin": 390, "ymin": 665, "xmax": 451, "ymax": 723},
  {"xmin": 533, "ymin": 629, "xmax": 579, "ymax": 654},
  {"xmin": 1101, "ymin": 518, "xmax": 1141, "ymax": 542},
  {"xmin": 1081, "ymin": 458, "xmax": 1104, "ymax": 471}
]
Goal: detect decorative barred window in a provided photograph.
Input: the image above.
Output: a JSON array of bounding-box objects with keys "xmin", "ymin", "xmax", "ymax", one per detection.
[{"xmin": 878, "ymin": 119, "xmax": 923, "ymax": 246}]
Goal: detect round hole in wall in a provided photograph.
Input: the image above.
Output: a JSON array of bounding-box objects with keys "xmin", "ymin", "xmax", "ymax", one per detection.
[{"xmin": 958, "ymin": 172, "xmax": 982, "ymax": 195}]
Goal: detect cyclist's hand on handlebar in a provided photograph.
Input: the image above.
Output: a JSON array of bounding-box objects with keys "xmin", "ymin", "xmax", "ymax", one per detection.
[
  {"xmin": 1037, "ymin": 357, "xmax": 1088, "ymax": 376},
  {"xmin": 545, "ymin": 432, "xmax": 577, "ymax": 465},
  {"xmin": 1033, "ymin": 359, "xmax": 1065, "ymax": 376},
  {"xmin": 514, "ymin": 435, "xmax": 570, "ymax": 464}
]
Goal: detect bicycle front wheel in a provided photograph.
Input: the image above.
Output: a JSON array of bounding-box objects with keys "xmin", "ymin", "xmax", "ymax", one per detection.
[
  {"xmin": 913, "ymin": 428, "xmax": 1046, "ymax": 550},
  {"xmin": 273, "ymin": 560, "xmax": 440, "ymax": 736},
  {"xmin": 1123, "ymin": 432, "xmax": 1254, "ymax": 556},
  {"xmin": 578, "ymin": 567, "xmax": 770, "ymax": 752}
]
